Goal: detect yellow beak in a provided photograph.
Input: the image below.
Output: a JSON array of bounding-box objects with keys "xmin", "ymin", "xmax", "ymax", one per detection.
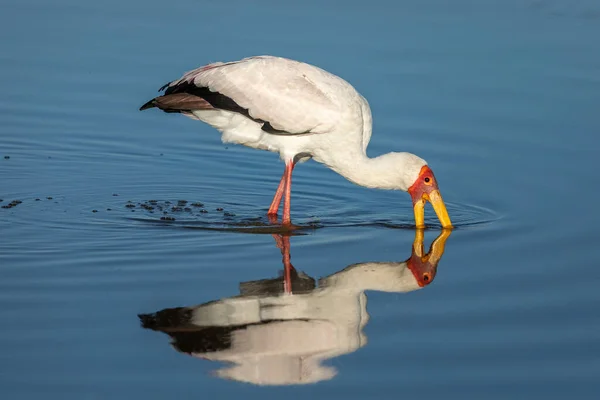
[{"xmin": 413, "ymin": 190, "xmax": 453, "ymax": 229}]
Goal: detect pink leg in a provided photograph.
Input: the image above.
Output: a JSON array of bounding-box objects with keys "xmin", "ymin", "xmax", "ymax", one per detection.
[
  {"xmin": 282, "ymin": 162, "xmax": 295, "ymax": 226},
  {"xmin": 267, "ymin": 171, "xmax": 286, "ymax": 216}
]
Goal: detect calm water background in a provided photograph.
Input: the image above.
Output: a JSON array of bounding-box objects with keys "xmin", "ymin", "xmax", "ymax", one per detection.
[{"xmin": 1, "ymin": 0, "xmax": 599, "ymax": 398}]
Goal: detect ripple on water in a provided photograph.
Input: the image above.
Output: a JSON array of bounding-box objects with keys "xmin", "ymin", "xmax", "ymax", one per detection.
[
  {"xmin": 108, "ymin": 198, "xmax": 498, "ymax": 234},
  {"xmin": 0, "ymin": 187, "xmax": 499, "ymax": 235}
]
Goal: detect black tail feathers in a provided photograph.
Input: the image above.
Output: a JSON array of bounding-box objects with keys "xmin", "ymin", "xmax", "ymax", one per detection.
[{"xmin": 139, "ymin": 98, "xmax": 157, "ymax": 111}]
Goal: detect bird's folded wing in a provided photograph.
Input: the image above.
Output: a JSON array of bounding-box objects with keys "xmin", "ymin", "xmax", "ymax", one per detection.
[{"xmin": 165, "ymin": 56, "xmax": 342, "ymax": 134}]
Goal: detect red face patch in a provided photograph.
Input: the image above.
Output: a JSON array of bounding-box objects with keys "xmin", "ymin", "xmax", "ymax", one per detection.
[
  {"xmin": 407, "ymin": 166, "xmax": 439, "ymax": 205},
  {"xmin": 406, "ymin": 250, "xmax": 438, "ymax": 287}
]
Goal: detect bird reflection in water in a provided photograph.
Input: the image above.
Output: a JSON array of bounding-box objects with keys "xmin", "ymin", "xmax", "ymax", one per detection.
[{"xmin": 139, "ymin": 229, "xmax": 451, "ymax": 385}]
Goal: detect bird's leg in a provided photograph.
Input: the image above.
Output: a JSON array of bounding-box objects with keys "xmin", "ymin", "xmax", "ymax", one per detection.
[
  {"xmin": 267, "ymin": 170, "xmax": 287, "ymax": 217},
  {"xmin": 282, "ymin": 162, "xmax": 295, "ymax": 226}
]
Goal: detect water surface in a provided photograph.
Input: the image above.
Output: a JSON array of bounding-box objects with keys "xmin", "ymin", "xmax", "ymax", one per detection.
[{"xmin": 1, "ymin": 0, "xmax": 599, "ymax": 399}]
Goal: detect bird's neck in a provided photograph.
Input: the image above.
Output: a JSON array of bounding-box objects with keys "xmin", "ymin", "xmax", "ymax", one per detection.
[
  {"xmin": 320, "ymin": 262, "xmax": 421, "ymax": 294},
  {"xmin": 322, "ymin": 152, "xmax": 408, "ymax": 191}
]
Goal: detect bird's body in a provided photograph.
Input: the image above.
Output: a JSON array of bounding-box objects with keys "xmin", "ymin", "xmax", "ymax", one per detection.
[{"xmin": 140, "ymin": 55, "xmax": 452, "ymax": 228}]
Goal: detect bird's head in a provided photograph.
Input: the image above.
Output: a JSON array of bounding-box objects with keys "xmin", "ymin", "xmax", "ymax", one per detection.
[{"xmin": 394, "ymin": 153, "xmax": 453, "ymax": 229}]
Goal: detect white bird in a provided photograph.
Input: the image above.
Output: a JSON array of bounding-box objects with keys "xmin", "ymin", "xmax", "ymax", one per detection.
[{"xmin": 140, "ymin": 55, "xmax": 452, "ymax": 228}]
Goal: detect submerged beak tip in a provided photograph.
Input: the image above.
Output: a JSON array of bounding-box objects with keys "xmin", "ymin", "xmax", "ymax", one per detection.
[{"xmin": 419, "ymin": 189, "xmax": 453, "ymax": 229}]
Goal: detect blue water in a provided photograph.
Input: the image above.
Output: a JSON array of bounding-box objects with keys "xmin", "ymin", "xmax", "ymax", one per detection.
[{"xmin": 1, "ymin": 0, "xmax": 600, "ymax": 398}]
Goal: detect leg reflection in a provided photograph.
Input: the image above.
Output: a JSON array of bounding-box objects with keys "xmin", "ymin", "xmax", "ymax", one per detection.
[{"xmin": 272, "ymin": 234, "xmax": 294, "ymax": 294}]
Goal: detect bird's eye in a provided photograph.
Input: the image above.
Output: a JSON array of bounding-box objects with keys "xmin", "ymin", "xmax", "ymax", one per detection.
[
  {"xmin": 424, "ymin": 177, "xmax": 431, "ymax": 184},
  {"xmin": 423, "ymin": 273, "xmax": 431, "ymax": 282}
]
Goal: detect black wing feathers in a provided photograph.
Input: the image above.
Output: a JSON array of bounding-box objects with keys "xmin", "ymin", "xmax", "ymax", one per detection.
[{"xmin": 140, "ymin": 77, "xmax": 293, "ymax": 134}]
